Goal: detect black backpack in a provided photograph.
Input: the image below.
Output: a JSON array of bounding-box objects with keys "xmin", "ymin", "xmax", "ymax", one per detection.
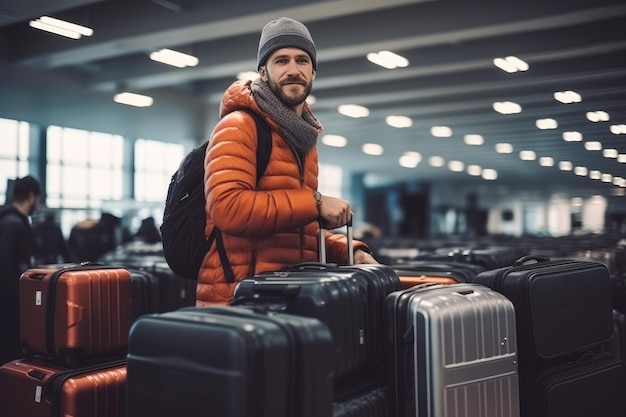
[{"xmin": 161, "ymin": 109, "xmax": 272, "ymax": 281}]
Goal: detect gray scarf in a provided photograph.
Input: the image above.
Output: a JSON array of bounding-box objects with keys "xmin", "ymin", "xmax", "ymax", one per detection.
[{"xmin": 251, "ymin": 78, "xmax": 322, "ymax": 156}]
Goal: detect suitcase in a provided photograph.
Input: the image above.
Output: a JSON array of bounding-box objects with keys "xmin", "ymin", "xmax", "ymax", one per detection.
[
  {"xmin": 391, "ymin": 261, "xmax": 477, "ymax": 289},
  {"xmin": 521, "ymin": 351, "xmax": 626, "ymax": 417},
  {"xmin": 473, "ymin": 255, "xmax": 614, "ymax": 363},
  {"xmin": 19, "ymin": 263, "xmax": 133, "ymax": 365},
  {"xmin": 333, "ymin": 376, "xmax": 390, "ymax": 417},
  {"xmin": 384, "ymin": 282, "xmax": 520, "ymax": 417},
  {"xmin": 129, "ymin": 268, "xmax": 162, "ymax": 319},
  {"xmin": 0, "ymin": 358, "xmax": 127, "ymax": 417},
  {"xmin": 126, "ymin": 305, "xmax": 335, "ymax": 417}
]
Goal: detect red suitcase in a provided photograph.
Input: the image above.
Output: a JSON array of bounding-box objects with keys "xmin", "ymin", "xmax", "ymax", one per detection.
[
  {"xmin": 20, "ymin": 263, "xmax": 133, "ymax": 365},
  {"xmin": 0, "ymin": 358, "xmax": 127, "ymax": 417}
]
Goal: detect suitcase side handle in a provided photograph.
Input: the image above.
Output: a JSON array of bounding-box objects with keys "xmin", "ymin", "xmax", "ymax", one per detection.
[
  {"xmin": 513, "ymin": 255, "xmax": 551, "ymax": 267},
  {"xmin": 281, "ymin": 262, "xmax": 339, "ymax": 271}
]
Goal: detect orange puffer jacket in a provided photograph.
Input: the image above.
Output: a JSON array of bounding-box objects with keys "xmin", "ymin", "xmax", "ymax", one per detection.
[{"xmin": 196, "ymin": 80, "xmax": 360, "ymax": 305}]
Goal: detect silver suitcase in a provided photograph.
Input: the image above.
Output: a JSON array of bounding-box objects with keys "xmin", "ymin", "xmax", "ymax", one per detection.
[{"xmin": 384, "ymin": 283, "xmax": 520, "ymax": 417}]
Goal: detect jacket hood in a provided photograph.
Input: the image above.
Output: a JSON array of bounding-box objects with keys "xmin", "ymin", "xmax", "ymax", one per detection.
[{"xmin": 219, "ymin": 80, "xmax": 261, "ymax": 118}]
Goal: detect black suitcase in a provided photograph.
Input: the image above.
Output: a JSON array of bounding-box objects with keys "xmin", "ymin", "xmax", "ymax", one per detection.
[
  {"xmin": 333, "ymin": 376, "xmax": 390, "ymax": 417},
  {"xmin": 473, "ymin": 255, "xmax": 614, "ymax": 364},
  {"xmin": 129, "ymin": 268, "xmax": 161, "ymax": 319},
  {"xmin": 126, "ymin": 305, "xmax": 334, "ymax": 417},
  {"xmin": 233, "ymin": 267, "xmax": 369, "ymax": 379},
  {"xmin": 522, "ymin": 351, "xmax": 626, "ymax": 417}
]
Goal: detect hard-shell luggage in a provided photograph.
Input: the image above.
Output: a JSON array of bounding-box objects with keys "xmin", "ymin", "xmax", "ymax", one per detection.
[
  {"xmin": 473, "ymin": 256, "xmax": 614, "ymax": 363},
  {"xmin": 19, "ymin": 263, "xmax": 133, "ymax": 364},
  {"xmin": 126, "ymin": 305, "xmax": 335, "ymax": 417},
  {"xmin": 129, "ymin": 268, "xmax": 162, "ymax": 319},
  {"xmin": 233, "ymin": 266, "xmax": 369, "ymax": 378},
  {"xmin": 0, "ymin": 358, "xmax": 127, "ymax": 417},
  {"xmin": 521, "ymin": 351, "xmax": 626, "ymax": 417},
  {"xmin": 391, "ymin": 260, "xmax": 478, "ymax": 289},
  {"xmin": 333, "ymin": 376, "xmax": 390, "ymax": 417},
  {"xmin": 384, "ymin": 282, "xmax": 520, "ymax": 417}
]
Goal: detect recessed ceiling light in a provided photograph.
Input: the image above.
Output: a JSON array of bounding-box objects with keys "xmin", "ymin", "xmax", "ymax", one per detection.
[
  {"xmin": 589, "ymin": 170, "xmax": 602, "ymax": 180},
  {"xmin": 536, "ymin": 118, "xmax": 558, "ymax": 129},
  {"xmin": 539, "ymin": 157, "xmax": 554, "ymax": 167},
  {"xmin": 362, "ymin": 143, "xmax": 383, "ymax": 155},
  {"xmin": 338, "ymin": 104, "xmax": 370, "ymax": 118},
  {"xmin": 603, "ymin": 148, "xmax": 618, "ymax": 158},
  {"xmin": 399, "ymin": 151, "xmax": 421, "ymax": 168},
  {"xmin": 385, "ymin": 115, "xmax": 412, "ymax": 128},
  {"xmin": 493, "ymin": 56, "xmax": 528, "ymax": 73},
  {"xmin": 113, "ymin": 92, "xmax": 153, "ymax": 107},
  {"xmin": 618, "ymin": 154, "xmax": 626, "ymax": 163},
  {"xmin": 574, "ymin": 166, "xmax": 588, "ymax": 176},
  {"xmin": 584, "ymin": 141, "xmax": 602, "ymax": 151},
  {"xmin": 150, "ymin": 48, "xmax": 198, "ymax": 68},
  {"xmin": 493, "ymin": 101, "xmax": 521, "ymax": 114},
  {"xmin": 367, "ymin": 51, "xmax": 409, "ymax": 69},
  {"xmin": 495, "ymin": 143, "xmax": 513, "ymax": 153},
  {"xmin": 586, "ymin": 111, "xmax": 610, "ymax": 122},
  {"xmin": 321, "ymin": 134, "xmax": 347, "ymax": 147},
  {"xmin": 559, "ymin": 161, "xmax": 573, "ymax": 171},
  {"xmin": 29, "ymin": 16, "xmax": 93, "ymax": 39},
  {"xmin": 467, "ymin": 165, "xmax": 482, "ymax": 176},
  {"xmin": 563, "ymin": 131, "xmax": 582, "ymax": 142},
  {"xmin": 464, "ymin": 134, "xmax": 484, "ymax": 145},
  {"xmin": 601, "ymin": 173, "xmax": 613, "ymax": 183},
  {"xmin": 482, "ymin": 169, "xmax": 498, "ymax": 180},
  {"xmin": 554, "ymin": 90, "xmax": 581, "ymax": 104},
  {"xmin": 428, "ymin": 156, "xmax": 445, "ymax": 167},
  {"xmin": 430, "ymin": 126, "xmax": 452, "ymax": 138},
  {"xmin": 610, "ymin": 124, "xmax": 626, "ymax": 134},
  {"xmin": 520, "ymin": 150, "xmax": 536, "ymax": 161},
  {"xmin": 448, "ymin": 160, "xmax": 464, "ymax": 172}
]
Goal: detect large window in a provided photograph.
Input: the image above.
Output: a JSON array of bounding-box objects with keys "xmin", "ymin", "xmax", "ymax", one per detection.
[
  {"xmin": 46, "ymin": 126, "xmax": 124, "ymax": 209},
  {"xmin": 0, "ymin": 118, "xmax": 30, "ymax": 205},
  {"xmin": 318, "ymin": 163, "xmax": 342, "ymax": 198}
]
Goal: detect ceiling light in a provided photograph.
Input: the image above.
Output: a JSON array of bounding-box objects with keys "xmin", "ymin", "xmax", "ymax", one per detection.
[
  {"xmin": 574, "ymin": 166, "xmax": 588, "ymax": 176},
  {"xmin": 464, "ymin": 134, "xmax": 484, "ymax": 145},
  {"xmin": 399, "ymin": 151, "xmax": 421, "ymax": 168},
  {"xmin": 586, "ymin": 111, "xmax": 610, "ymax": 122},
  {"xmin": 539, "ymin": 157, "xmax": 554, "ymax": 167},
  {"xmin": 467, "ymin": 165, "xmax": 482, "ymax": 176},
  {"xmin": 559, "ymin": 161, "xmax": 573, "ymax": 171},
  {"xmin": 385, "ymin": 115, "xmax": 412, "ymax": 128},
  {"xmin": 536, "ymin": 118, "xmax": 558, "ymax": 129},
  {"xmin": 584, "ymin": 141, "xmax": 602, "ymax": 151},
  {"xmin": 237, "ymin": 71, "xmax": 259, "ymax": 81},
  {"xmin": 614, "ymin": 177, "xmax": 626, "ymax": 187},
  {"xmin": 495, "ymin": 143, "xmax": 513, "ymax": 153},
  {"xmin": 603, "ymin": 148, "xmax": 618, "ymax": 158},
  {"xmin": 150, "ymin": 48, "xmax": 198, "ymax": 68},
  {"xmin": 482, "ymin": 169, "xmax": 498, "ymax": 180},
  {"xmin": 571, "ymin": 197, "xmax": 583, "ymax": 207},
  {"xmin": 618, "ymin": 154, "xmax": 626, "ymax": 163},
  {"xmin": 367, "ymin": 51, "xmax": 409, "ymax": 69},
  {"xmin": 519, "ymin": 150, "xmax": 536, "ymax": 161},
  {"xmin": 428, "ymin": 156, "xmax": 445, "ymax": 167},
  {"xmin": 338, "ymin": 104, "xmax": 370, "ymax": 118},
  {"xmin": 321, "ymin": 134, "xmax": 347, "ymax": 147},
  {"xmin": 29, "ymin": 16, "xmax": 93, "ymax": 39},
  {"xmin": 554, "ymin": 90, "xmax": 581, "ymax": 104},
  {"xmin": 610, "ymin": 124, "xmax": 626, "ymax": 134},
  {"xmin": 493, "ymin": 101, "xmax": 521, "ymax": 114},
  {"xmin": 430, "ymin": 126, "xmax": 452, "ymax": 138},
  {"xmin": 113, "ymin": 92, "xmax": 153, "ymax": 107},
  {"xmin": 493, "ymin": 56, "xmax": 528, "ymax": 73},
  {"xmin": 362, "ymin": 143, "xmax": 383, "ymax": 155},
  {"xmin": 589, "ymin": 170, "xmax": 602, "ymax": 180},
  {"xmin": 448, "ymin": 160, "xmax": 464, "ymax": 172},
  {"xmin": 601, "ymin": 173, "xmax": 613, "ymax": 183},
  {"xmin": 563, "ymin": 131, "xmax": 582, "ymax": 142},
  {"xmin": 305, "ymin": 95, "xmax": 316, "ymax": 105}
]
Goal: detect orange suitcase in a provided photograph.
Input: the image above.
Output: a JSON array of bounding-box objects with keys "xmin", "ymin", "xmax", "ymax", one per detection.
[
  {"xmin": 0, "ymin": 358, "xmax": 126, "ymax": 417},
  {"xmin": 397, "ymin": 274, "xmax": 459, "ymax": 289},
  {"xmin": 19, "ymin": 264, "xmax": 133, "ymax": 365}
]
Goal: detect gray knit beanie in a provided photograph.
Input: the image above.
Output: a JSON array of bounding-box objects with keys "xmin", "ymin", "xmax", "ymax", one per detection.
[{"xmin": 257, "ymin": 17, "xmax": 317, "ymax": 70}]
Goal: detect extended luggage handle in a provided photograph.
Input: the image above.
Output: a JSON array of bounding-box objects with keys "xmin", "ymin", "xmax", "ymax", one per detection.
[
  {"xmin": 319, "ymin": 217, "xmax": 354, "ymax": 265},
  {"xmin": 513, "ymin": 255, "xmax": 551, "ymax": 267}
]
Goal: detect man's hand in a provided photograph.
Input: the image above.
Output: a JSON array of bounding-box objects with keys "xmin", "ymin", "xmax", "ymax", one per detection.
[
  {"xmin": 354, "ymin": 249, "xmax": 378, "ymax": 264},
  {"xmin": 319, "ymin": 194, "xmax": 352, "ymax": 230}
]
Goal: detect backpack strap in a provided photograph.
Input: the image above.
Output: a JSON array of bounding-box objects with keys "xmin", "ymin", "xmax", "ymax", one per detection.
[{"xmin": 213, "ymin": 109, "xmax": 272, "ymax": 284}]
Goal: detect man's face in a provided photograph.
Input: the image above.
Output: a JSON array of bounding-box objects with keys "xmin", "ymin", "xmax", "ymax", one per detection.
[{"xmin": 260, "ymin": 47, "xmax": 316, "ymax": 109}]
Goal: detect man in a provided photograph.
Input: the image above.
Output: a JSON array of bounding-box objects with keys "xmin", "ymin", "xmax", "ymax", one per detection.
[
  {"xmin": 197, "ymin": 17, "xmax": 377, "ymax": 305},
  {"xmin": 0, "ymin": 175, "xmax": 41, "ymax": 363}
]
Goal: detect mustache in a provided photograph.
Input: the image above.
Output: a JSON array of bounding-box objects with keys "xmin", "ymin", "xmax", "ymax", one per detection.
[{"xmin": 280, "ymin": 77, "xmax": 306, "ymax": 86}]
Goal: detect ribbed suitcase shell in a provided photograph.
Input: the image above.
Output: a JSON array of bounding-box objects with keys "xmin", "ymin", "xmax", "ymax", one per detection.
[
  {"xmin": 233, "ymin": 269, "xmax": 369, "ymax": 378},
  {"xmin": 19, "ymin": 264, "xmax": 133, "ymax": 364},
  {"xmin": 385, "ymin": 283, "xmax": 520, "ymax": 417},
  {"xmin": 0, "ymin": 358, "xmax": 127, "ymax": 417},
  {"xmin": 473, "ymin": 256, "xmax": 614, "ymax": 362},
  {"xmin": 333, "ymin": 378, "xmax": 390, "ymax": 417},
  {"xmin": 126, "ymin": 305, "xmax": 335, "ymax": 417}
]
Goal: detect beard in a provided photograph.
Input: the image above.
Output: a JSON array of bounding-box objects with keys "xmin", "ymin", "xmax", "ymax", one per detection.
[{"xmin": 267, "ymin": 76, "xmax": 312, "ymax": 108}]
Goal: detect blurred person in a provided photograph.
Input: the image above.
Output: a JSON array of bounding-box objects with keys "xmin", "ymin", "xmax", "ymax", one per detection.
[
  {"xmin": 31, "ymin": 212, "xmax": 70, "ymax": 265},
  {"xmin": 0, "ymin": 175, "xmax": 41, "ymax": 364},
  {"xmin": 198, "ymin": 17, "xmax": 377, "ymax": 305}
]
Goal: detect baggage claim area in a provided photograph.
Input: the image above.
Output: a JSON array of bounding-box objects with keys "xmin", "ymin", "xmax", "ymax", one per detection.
[{"xmin": 1, "ymin": 1, "xmax": 625, "ymax": 416}]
